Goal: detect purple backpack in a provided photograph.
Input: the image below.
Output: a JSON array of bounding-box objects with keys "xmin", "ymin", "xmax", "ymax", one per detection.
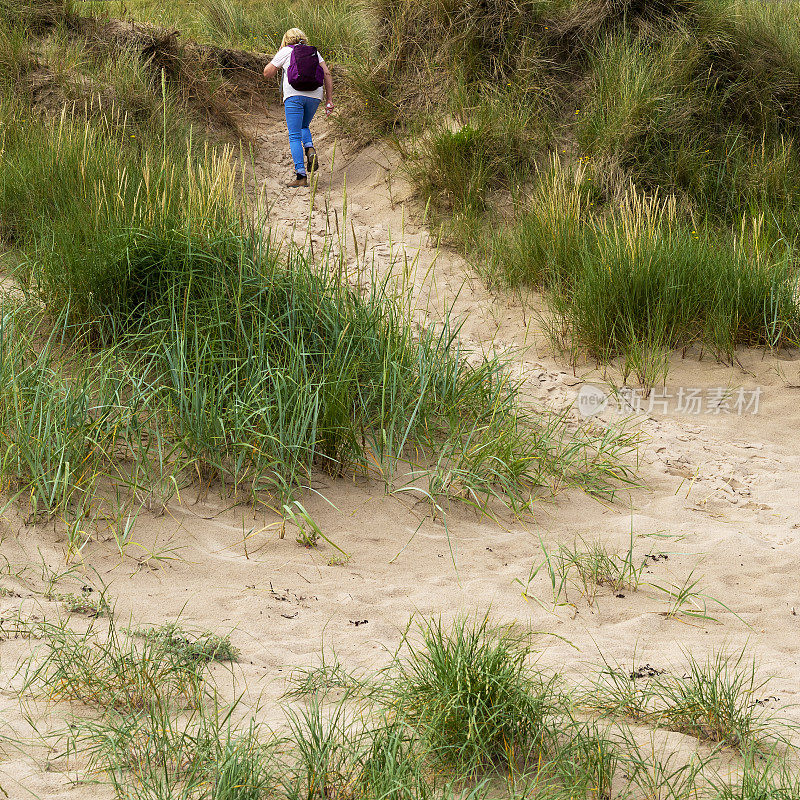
[{"xmin": 286, "ymin": 44, "xmax": 324, "ymax": 91}]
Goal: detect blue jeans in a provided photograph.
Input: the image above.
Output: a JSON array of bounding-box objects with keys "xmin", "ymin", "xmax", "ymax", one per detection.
[{"xmin": 284, "ymin": 96, "xmax": 320, "ymax": 176}]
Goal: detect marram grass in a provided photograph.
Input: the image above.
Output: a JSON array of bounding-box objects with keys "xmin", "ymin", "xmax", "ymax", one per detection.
[
  {"xmin": 0, "ymin": 94, "xmax": 636, "ymax": 545},
  {"xmin": 348, "ymin": 0, "xmax": 800, "ymax": 378},
  {"xmin": 19, "ymin": 613, "xmax": 800, "ymax": 800}
]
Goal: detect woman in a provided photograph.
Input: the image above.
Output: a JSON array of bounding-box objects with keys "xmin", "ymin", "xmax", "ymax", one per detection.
[{"xmin": 264, "ymin": 28, "xmax": 334, "ymax": 188}]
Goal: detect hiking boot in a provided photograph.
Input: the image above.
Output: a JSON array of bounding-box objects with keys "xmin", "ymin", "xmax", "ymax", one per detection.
[
  {"xmin": 305, "ymin": 146, "xmax": 319, "ymax": 173},
  {"xmin": 287, "ymin": 173, "xmax": 308, "ymax": 188}
]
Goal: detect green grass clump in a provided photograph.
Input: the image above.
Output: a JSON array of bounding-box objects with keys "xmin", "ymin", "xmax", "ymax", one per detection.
[
  {"xmin": 0, "ymin": 98, "xmax": 240, "ymax": 318},
  {"xmin": 75, "ymin": 697, "xmax": 276, "ymax": 800},
  {"xmin": 0, "ymin": 1, "xmax": 232, "ymax": 139},
  {"xmin": 491, "ymin": 172, "xmax": 800, "ymax": 379},
  {"xmin": 0, "ymin": 0, "xmax": 74, "ymax": 32},
  {"xmin": 412, "ymin": 123, "xmax": 513, "ymax": 214},
  {"xmin": 395, "ymin": 615, "xmax": 556, "ymax": 774},
  {"xmin": 286, "ymin": 698, "xmax": 367, "ymax": 800},
  {"xmin": 711, "ymin": 747, "xmax": 800, "ymax": 800},
  {"xmin": 0, "ymin": 13, "xmax": 35, "ymax": 91},
  {"xmin": 407, "ymin": 87, "xmax": 544, "ymax": 222},
  {"xmin": 585, "ymin": 650, "xmax": 783, "ymax": 751},
  {"xmin": 286, "ymin": 654, "xmax": 372, "ymax": 699},
  {"xmin": 517, "ymin": 531, "xmax": 647, "ymax": 608},
  {"xmin": 655, "ymin": 652, "xmax": 780, "ymax": 749},
  {"xmin": 132, "ymin": 623, "xmax": 240, "ymax": 665},
  {"xmin": 24, "ymin": 617, "xmax": 208, "ymax": 711},
  {"xmin": 212, "ymin": 730, "xmax": 276, "ymax": 800}
]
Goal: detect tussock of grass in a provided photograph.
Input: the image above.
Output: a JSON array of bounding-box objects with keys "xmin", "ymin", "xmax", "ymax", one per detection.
[
  {"xmin": 621, "ymin": 738, "xmax": 710, "ymax": 800},
  {"xmin": 410, "ymin": 123, "xmax": 515, "ymax": 214},
  {"xmin": 394, "ymin": 615, "xmax": 557, "ymax": 774},
  {"xmin": 286, "ymin": 698, "xmax": 369, "ymax": 800},
  {"xmin": 516, "ymin": 530, "xmax": 646, "ymax": 609},
  {"xmin": 0, "ymin": 1, "xmax": 255, "ymax": 137},
  {"xmin": 406, "ymin": 92, "xmax": 542, "ymax": 219},
  {"xmin": 75, "ymin": 698, "xmax": 276, "ymax": 800},
  {"xmin": 656, "ymin": 653, "xmax": 780, "ymax": 749},
  {"xmin": 24, "ymin": 617, "xmax": 208, "ymax": 710},
  {"xmin": 496, "ymin": 178, "xmax": 800, "ymax": 372},
  {"xmin": 0, "ymin": 0, "xmax": 74, "ymax": 33},
  {"xmin": 711, "ymin": 746, "xmax": 800, "ymax": 799},
  {"xmin": 286, "ymin": 654, "xmax": 373, "ymax": 699},
  {"xmin": 0, "ymin": 97, "xmax": 242, "ymax": 317},
  {"xmin": 584, "ymin": 651, "xmax": 784, "ymax": 750},
  {"xmin": 131, "ymin": 623, "xmax": 239, "ymax": 664}
]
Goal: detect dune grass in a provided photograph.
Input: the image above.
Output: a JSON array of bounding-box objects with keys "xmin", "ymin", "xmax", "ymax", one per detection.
[
  {"xmin": 1, "ymin": 4, "xmax": 796, "ymax": 798},
  {"xmin": 49, "ymin": 0, "xmax": 800, "ymax": 383},
  {"xmin": 491, "ymin": 171, "xmax": 800, "ymax": 377},
  {"xmin": 393, "ymin": 615, "xmax": 557, "ymax": 775},
  {"xmin": 63, "ymin": 0, "xmax": 800, "ymax": 381},
  {"xmin": 0, "ymin": 7, "xmax": 640, "ymax": 548},
  {"xmin": 14, "ymin": 612, "xmax": 800, "ymax": 799},
  {"xmin": 516, "ymin": 531, "xmax": 647, "ymax": 609},
  {"xmin": 584, "ymin": 650, "xmax": 788, "ymax": 751},
  {"xmin": 23, "ymin": 616, "xmax": 209, "ymax": 711},
  {"xmin": 341, "ymin": 0, "xmax": 800, "ymax": 379},
  {"xmin": 712, "ymin": 746, "xmax": 800, "ymax": 799},
  {"xmin": 73, "ymin": 691, "xmax": 277, "ymax": 799},
  {"xmin": 78, "ymin": 0, "xmax": 368, "ymax": 62}
]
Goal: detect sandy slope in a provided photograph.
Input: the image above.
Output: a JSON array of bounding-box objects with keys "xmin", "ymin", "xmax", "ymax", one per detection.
[{"xmin": 2, "ymin": 106, "xmax": 800, "ymax": 798}]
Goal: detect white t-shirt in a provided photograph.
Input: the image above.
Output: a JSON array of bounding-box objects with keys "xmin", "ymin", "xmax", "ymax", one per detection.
[{"xmin": 269, "ymin": 46, "xmax": 326, "ymax": 102}]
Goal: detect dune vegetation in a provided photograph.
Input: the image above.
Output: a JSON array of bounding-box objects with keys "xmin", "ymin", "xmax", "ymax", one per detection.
[
  {"xmin": 2, "ymin": 3, "xmax": 799, "ymax": 800},
  {"xmin": 13, "ymin": 610, "xmax": 800, "ymax": 800},
  {"xmin": 344, "ymin": 0, "xmax": 800, "ymax": 376},
  {"xmin": 76, "ymin": 0, "xmax": 800, "ymax": 379},
  {"xmin": 0, "ymin": 0, "xmax": 637, "ymax": 553}
]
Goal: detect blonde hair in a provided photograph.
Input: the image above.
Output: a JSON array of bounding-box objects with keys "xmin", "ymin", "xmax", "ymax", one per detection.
[{"xmin": 281, "ymin": 28, "xmax": 308, "ymax": 48}]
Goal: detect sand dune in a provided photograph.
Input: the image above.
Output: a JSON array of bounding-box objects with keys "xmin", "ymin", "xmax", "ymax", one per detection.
[{"xmin": 1, "ymin": 107, "xmax": 800, "ymax": 798}]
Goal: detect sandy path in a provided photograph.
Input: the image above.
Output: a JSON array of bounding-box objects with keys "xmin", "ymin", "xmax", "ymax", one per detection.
[{"xmin": 2, "ymin": 106, "xmax": 800, "ymax": 798}]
